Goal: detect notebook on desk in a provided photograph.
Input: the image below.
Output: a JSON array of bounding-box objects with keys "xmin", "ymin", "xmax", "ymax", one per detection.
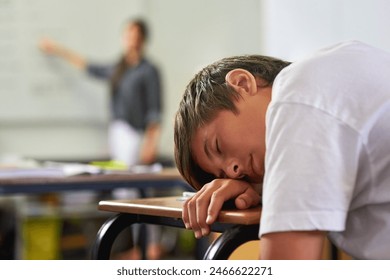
[{"xmin": 0, "ymin": 163, "xmax": 101, "ymax": 179}]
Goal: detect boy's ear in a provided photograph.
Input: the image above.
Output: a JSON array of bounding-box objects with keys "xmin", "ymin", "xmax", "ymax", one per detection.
[{"xmin": 225, "ymin": 69, "xmax": 257, "ymax": 96}]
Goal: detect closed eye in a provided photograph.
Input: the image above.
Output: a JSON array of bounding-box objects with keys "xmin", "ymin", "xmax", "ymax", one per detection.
[{"xmin": 216, "ymin": 138, "xmax": 221, "ymax": 154}]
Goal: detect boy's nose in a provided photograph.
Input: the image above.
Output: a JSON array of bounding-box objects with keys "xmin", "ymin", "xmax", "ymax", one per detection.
[{"xmin": 225, "ymin": 160, "xmax": 244, "ymax": 179}]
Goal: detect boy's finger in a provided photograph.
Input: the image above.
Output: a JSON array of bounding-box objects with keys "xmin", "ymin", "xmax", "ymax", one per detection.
[
  {"xmin": 195, "ymin": 192, "xmax": 211, "ymax": 236},
  {"xmin": 235, "ymin": 189, "xmax": 261, "ymax": 209},
  {"xmin": 182, "ymin": 199, "xmax": 191, "ymax": 229},
  {"xmin": 206, "ymin": 183, "xmax": 260, "ymax": 224},
  {"xmin": 186, "ymin": 194, "xmax": 206, "ymax": 238},
  {"xmin": 206, "ymin": 184, "xmax": 243, "ymax": 224},
  {"xmin": 206, "ymin": 191, "xmax": 226, "ymax": 225},
  {"xmin": 186, "ymin": 201, "xmax": 199, "ymax": 237}
]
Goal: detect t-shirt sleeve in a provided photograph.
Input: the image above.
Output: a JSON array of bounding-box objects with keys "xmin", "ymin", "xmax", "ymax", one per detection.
[{"xmin": 259, "ymin": 102, "xmax": 362, "ymax": 237}]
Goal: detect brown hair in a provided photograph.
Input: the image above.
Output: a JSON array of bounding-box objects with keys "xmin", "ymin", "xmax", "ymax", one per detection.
[{"xmin": 174, "ymin": 55, "xmax": 291, "ymax": 190}]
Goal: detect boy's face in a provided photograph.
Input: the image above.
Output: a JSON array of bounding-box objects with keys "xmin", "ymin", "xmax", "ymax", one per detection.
[{"xmin": 190, "ymin": 86, "xmax": 271, "ymax": 184}]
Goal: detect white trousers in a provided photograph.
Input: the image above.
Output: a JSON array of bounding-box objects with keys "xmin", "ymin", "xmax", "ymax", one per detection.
[{"xmin": 108, "ymin": 119, "xmax": 143, "ymax": 167}]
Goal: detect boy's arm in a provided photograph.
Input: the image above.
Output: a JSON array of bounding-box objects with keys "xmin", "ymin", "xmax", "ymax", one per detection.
[
  {"xmin": 182, "ymin": 178, "xmax": 261, "ymax": 239},
  {"xmin": 260, "ymin": 231, "xmax": 326, "ymax": 259}
]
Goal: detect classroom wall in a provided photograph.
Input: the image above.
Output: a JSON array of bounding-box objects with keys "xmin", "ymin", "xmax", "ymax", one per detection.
[
  {"xmin": 0, "ymin": 0, "xmax": 262, "ymax": 162},
  {"xmin": 0, "ymin": 0, "xmax": 149, "ymax": 161},
  {"xmin": 1, "ymin": 0, "xmax": 390, "ymax": 163},
  {"xmin": 261, "ymin": 0, "xmax": 390, "ymax": 60}
]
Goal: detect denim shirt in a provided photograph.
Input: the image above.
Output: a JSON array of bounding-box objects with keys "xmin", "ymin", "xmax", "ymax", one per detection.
[{"xmin": 87, "ymin": 58, "xmax": 162, "ymax": 131}]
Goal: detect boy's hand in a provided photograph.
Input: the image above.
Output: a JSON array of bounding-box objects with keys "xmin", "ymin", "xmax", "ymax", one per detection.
[{"xmin": 182, "ymin": 179, "xmax": 261, "ymax": 239}]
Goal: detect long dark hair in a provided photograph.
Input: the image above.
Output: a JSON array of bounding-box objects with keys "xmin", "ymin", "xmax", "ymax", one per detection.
[{"xmin": 110, "ymin": 19, "xmax": 149, "ymax": 95}]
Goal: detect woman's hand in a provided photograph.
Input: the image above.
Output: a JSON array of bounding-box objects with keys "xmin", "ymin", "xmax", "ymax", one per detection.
[
  {"xmin": 182, "ymin": 178, "xmax": 261, "ymax": 239},
  {"xmin": 37, "ymin": 37, "xmax": 86, "ymax": 70},
  {"xmin": 38, "ymin": 38, "xmax": 60, "ymax": 55},
  {"xmin": 139, "ymin": 124, "xmax": 160, "ymax": 165}
]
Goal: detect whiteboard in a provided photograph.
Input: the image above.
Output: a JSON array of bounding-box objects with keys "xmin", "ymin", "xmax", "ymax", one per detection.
[{"xmin": 0, "ymin": 0, "xmax": 145, "ymax": 123}]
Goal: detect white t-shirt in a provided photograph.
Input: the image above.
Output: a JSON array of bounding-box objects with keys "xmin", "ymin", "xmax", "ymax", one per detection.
[{"xmin": 260, "ymin": 41, "xmax": 390, "ymax": 259}]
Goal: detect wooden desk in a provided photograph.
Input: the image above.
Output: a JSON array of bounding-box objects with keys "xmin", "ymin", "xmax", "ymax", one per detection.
[
  {"xmin": 0, "ymin": 168, "xmax": 190, "ymax": 195},
  {"xmin": 92, "ymin": 196, "xmax": 261, "ymax": 260}
]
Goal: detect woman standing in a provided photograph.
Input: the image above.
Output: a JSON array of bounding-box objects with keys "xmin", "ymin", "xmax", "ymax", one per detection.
[
  {"xmin": 39, "ymin": 18, "xmax": 162, "ymax": 167},
  {"xmin": 39, "ymin": 18, "xmax": 163, "ymax": 260}
]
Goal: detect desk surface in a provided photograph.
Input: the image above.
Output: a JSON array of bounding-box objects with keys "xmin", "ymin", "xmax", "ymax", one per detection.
[
  {"xmin": 0, "ymin": 168, "xmax": 190, "ymax": 195},
  {"xmin": 98, "ymin": 196, "xmax": 261, "ymax": 225}
]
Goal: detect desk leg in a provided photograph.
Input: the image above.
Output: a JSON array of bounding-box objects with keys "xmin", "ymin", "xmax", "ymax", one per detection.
[
  {"xmin": 91, "ymin": 213, "xmax": 187, "ymax": 260},
  {"xmin": 92, "ymin": 213, "xmax": 259, "ymax": 260},
  {"xmin": 203, "ymin": 224, "xmax": 259, "ymax": 260},
  {"xmin": 91, "ymin": 213, "xmax": 137, "ymax": 260}
]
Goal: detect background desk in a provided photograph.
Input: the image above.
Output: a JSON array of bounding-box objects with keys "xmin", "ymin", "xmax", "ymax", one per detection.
[
  {"xmin": 92, "ymin": 196, "xmax": 261, "ymax": 260},
  {"xmin": 0, "ymin": 168, "xmax": 190, "ymax": 195},
  {"xmin": 0, "ymin": 168, "xmax": 191, "ymax": 259}
]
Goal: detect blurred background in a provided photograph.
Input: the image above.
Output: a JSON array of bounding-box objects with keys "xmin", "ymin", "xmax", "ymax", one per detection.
[
  {"xmin": 1, "ymin": 0, "xmax": 390, "ymax": 260},
  {"xmin": 2, "ymin": 0, "xmax": 389, "ymax": 162}
]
